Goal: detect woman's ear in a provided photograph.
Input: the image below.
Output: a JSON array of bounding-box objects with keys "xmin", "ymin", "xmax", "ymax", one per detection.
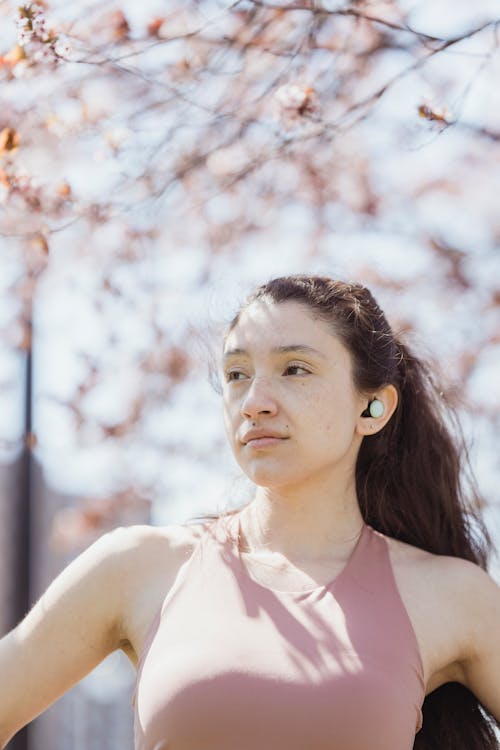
[{"xmin": 356, "ymin": 384, "xmax": 399, "ymax": 436}]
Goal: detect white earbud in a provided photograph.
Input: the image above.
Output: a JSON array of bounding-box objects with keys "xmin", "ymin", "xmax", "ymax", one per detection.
[{"xmin": 368, "ymin": 399, "xmax": 384, "ymax": 419}]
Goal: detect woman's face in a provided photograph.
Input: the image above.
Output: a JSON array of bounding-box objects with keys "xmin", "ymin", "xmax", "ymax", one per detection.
[{"xmin": 221, "ymin": 299, "xmax": 369, "ymax": 490}]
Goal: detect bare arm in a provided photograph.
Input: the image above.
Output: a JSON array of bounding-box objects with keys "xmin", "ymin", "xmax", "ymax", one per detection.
[
  {"xmin": 0, "ymin": 526, "xmax": 132, "ymax": 747},
  {"xmin": 455, "ymin": 560, "xmax": 500, "ymax": 724}
]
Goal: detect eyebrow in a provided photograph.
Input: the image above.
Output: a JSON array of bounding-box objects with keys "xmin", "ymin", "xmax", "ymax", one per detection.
[{"xmin": 222, "ymin": 344, "xmax": 326, "ymax": 360}]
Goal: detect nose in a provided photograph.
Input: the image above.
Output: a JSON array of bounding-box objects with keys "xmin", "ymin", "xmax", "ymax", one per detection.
[{"xmin": 240, "ymin": 376, "xmax": 278, "ymax": 420}]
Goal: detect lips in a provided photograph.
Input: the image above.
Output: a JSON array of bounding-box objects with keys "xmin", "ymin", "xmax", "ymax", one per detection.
[
  {"xmin": 245, "ymin": 436, "xmax": 286, "ymax": 449},
  {"xmin": 241, "ymin": 429, "xmax": 288, "ymax": 445}
]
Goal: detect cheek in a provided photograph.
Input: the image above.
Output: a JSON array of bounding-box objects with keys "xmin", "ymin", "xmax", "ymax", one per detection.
[
  {"xmin": 312, "ymin": 391, "xmax": 357, "ymax": 437},
  {"xmin": 222, "ymin": 401, "xmax": 233, "ymax": 432},
  {"xmin": 222, "ymin": 399, "xmax": 241, "ymax": 446}
]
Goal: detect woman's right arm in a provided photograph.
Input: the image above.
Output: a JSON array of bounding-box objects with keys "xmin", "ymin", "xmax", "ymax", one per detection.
[{"xmin": 0, "ymin": 525, "xmax": 133, "ymax": 748}]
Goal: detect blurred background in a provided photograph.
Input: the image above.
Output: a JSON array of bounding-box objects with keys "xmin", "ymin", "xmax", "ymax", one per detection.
[{"xmin": 1, "ymin": 0, "xmax": 499, "ymax": 747}]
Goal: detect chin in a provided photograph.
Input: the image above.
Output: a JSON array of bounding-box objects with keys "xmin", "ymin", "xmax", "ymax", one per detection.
[{"xmin": 242, "ymin": 466, "xmax": 303, "ymax": 489}]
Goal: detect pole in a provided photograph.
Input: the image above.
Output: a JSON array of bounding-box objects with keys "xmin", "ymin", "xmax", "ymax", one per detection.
[{"xmin": 8, "ymin": 315, "xmax": 33, "ymax": 750}]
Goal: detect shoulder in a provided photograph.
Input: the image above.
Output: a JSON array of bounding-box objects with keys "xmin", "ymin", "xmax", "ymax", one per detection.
[
  {"xmin": 377, "ymin": 529, "xmax": 491, "ymax": 584},
  {"xmin": 380, "ymin": 531, "xmax": 499, "ymax": 684},
  {"xmin": 101, "ymin": 520, "xmax": 210, "ymax": 570},
  {"xmin": 103, "ymin": 521, "xmax": 210, "ymax": 611},
  {"xmin": 426, "ymin": 552, "xmax": 500, "ymax": 714},
  {"xmin": 106, "ymin": 520, "xmax": 212, "ymax": 665},
  {"xmin": 382, "ymin": 531, "xmax": 497, "ymax": 609},
  {"xmin": 405, "ymin": 543, "xmax": 498, "ymax": 607},
  {"xmin": 425, "ymin": 553, "xmax": 500, "ymax": 646}
]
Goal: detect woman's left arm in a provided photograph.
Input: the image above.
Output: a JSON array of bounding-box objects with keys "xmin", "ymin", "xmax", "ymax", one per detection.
[{"xmin": 458, "ymin": 561, "xmax": 500, "ymax": 723}]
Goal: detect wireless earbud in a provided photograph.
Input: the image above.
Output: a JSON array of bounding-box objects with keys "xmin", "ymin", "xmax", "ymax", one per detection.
[{"xmin": 361, "ymin": 399, "xmax": 384, "ymax": 419}]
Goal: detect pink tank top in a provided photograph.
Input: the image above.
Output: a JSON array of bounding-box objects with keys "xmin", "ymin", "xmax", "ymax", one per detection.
[{"xmin": 133, "ymin": 514, "xmax": 425, "ymax": 750}]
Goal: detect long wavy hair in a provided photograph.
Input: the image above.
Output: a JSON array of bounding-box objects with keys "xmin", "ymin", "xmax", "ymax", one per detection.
[{"xmin": 191, "ymin": 274, "xmax": 499, "ymax": 749}]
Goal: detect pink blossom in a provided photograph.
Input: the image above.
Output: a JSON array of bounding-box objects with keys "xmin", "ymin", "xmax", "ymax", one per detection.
[{"xmin": 275, "ymin": 83, "xmax": 320, "ymax": 120}]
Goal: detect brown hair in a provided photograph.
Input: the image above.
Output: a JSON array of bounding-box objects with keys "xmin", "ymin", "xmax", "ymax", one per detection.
[{"xmin": 193, "ymin": 274, "xmax": 498, "ymax": 749}]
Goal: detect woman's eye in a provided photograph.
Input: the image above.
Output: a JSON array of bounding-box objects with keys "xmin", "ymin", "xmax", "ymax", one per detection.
[
  {"xmin": 285, "ymin": 365, "xmax": 309, "ymax": 376},
  {"xmin": 226, "ymin": 370, "xmax": 247, "ymax": 382}
]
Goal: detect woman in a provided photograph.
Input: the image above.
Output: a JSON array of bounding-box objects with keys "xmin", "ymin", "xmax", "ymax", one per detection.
[{"xmin": 1, "ymin": 274, "xmax": 499, "ymax": 750}]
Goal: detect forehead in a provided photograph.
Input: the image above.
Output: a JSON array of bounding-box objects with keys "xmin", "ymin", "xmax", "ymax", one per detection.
[{"xmin": 223, "ymin": 300, "xmax": 345, "ymax": 356}]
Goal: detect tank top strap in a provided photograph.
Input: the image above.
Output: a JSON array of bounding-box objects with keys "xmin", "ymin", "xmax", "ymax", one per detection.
[
  {"xmin": 339, "ymin": 523, "xmax": 392, "ymax": 591},
  {"xmin": 340, "ymin": 523, "xmax": 425, "ymax": 730},
  {"xmin": 342, "ymin": 524, "xmax": 414, "ymax": 608},
  {"xmin": 133, "ymin": 517, "xmax": 224, "ymax": 707}
]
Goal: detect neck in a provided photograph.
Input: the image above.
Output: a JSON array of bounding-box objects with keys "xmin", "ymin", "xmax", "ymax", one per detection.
[{"xmin": 239, "ymin": 473, "xmax": 365, "ymax": 563}]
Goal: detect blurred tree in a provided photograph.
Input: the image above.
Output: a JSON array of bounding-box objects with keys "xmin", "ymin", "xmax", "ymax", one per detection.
[{"xmin": 0, "ymin": 0, "xmax": 499, "ymax": 546}]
